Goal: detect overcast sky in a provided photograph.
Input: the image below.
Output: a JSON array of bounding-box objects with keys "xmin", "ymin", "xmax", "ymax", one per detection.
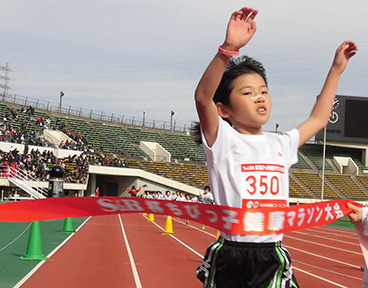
[{"xmin": 1, "ymin": 0, "xmax": 367, "ymax": 132}]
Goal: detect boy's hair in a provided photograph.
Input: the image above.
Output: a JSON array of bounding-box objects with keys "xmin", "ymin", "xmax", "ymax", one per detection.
[
  {"xmin": 213, "ymin": 55, "xmax": 267, "ymax": 106},
  {"xmin": 191, "ymin": 55, "xmax": 267, "ymax": 144}
]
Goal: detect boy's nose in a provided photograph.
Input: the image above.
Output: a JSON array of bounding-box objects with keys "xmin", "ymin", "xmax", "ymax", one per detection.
[{"xmin": 252, "ymin": 95, "xmax": 265, "ymax": 103}]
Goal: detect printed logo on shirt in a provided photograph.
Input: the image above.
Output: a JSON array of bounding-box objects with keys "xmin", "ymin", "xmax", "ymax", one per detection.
[{"xmin": 243, "ymin": 199, "xmax": 287, "ymax": 209}]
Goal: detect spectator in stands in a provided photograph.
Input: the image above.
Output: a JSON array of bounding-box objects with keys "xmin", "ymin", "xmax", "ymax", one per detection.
[
  {"xmin": 176, "ymin": 191, "xmax": 186, "ymax": 202},
  {"xmin": 164, "ymin": 190, "xmax": 172, "ymax": 200},
  {"xmin": 172, "ymin": 191, "xmax": 180, "ymax": 201},
  {"xmin": 157, "ymin": 191, "xmax": 164, "ymax": 200},
  {"xmin": 199, "ymin": 185, "xmax": 214, "ymax": 204},
  {"xmin": 142, "ymin": 191, "xmax": 150, "ymax": 199}
]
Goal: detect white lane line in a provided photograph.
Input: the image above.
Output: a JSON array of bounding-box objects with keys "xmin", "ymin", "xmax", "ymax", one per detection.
[
  {"xmin": 149, "ymin": 219, "xmax": 204, "ymax": 258},
  {"xmin": 293, "ymin": 259, "xmax": 363, "ymax": 281},
  {"xmin": 284, "ymin": 245, "xmax": 361, "ymax": 269},
  {"xmin": 293, "ymin": 267, "xmax": 349, "ymax": 288},
  {"xmin": 171, "ymin": 218, "xmax": 216, "ymax": 238},
  {"xmin": 285, "ymin": 235, "xmax": 362, "ymax": 255},
  {"xmin": 118, "ymin": 214, "xmax": 142, "ymax": 288},
  {"xmin": 290, "ymin": 230, "xmax": 360, "ymax": 246},
  {"xmin": 15, "ymin": 217, "xmax": 91, "ymax": 288},
  {"xmin": 307, "ymin": 226, "xmax": 357, "ymax": 238}
]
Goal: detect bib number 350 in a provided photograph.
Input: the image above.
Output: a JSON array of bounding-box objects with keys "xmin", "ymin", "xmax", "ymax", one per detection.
[{"xmin": 245, "ymin": 175, "xmax": 280, "ymax": 196}]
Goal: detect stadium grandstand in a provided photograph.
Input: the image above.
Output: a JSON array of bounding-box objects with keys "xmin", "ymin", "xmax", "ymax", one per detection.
[{"xmin": 0, "ymin": 93, "xmax": 368, "ymax": 205}]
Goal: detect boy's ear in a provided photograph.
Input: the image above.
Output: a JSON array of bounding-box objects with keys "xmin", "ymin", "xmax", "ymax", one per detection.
[{"xmin": 216, "ymin": 102, "xmax": 230, "ymax": 119}]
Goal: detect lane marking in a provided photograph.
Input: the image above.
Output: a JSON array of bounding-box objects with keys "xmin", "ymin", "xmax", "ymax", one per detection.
[
  {"xmin": 118, "ymin": 214, "xmax": 142, "ymax": 288},
  {"xmin": 171, "ymin": 217, "xmax": 216, "ymax": 238},
  {"xmin": 150, "ymin": 220, "xmax": 204, "ymax": 258},
  {"xmin": 293, "ymin": 259, "xmax": 363, "ymax": 281},
  {"xmin": 290, "ymin": 230, "xmax": 360, "ymax": 246},
  {"xmin": 293, "ymin": 266, "xmax": 349, "ymax": 288},
  {"xmin": 14, "ymin": 217, "xmax": 91, "ymax": 288},
  {"xmin": 308, "ymin": 226, "xmax": 357, "ymax": 238},
  {"xmin": 284, "ymin": 245, "xmax": 361, "ymax": 269},
  {"xmin": 285, "ymin": 235, "xmax": 362, "ymax": 255}
]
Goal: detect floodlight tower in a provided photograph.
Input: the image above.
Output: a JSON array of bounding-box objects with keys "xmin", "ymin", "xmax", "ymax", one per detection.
[{"xmin": 0, "ymin": 63, "xmax": 11, "ymax": 98}]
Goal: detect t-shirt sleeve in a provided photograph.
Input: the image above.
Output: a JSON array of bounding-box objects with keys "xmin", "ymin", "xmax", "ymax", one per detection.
[
  {"xmin": 201, "ymin": 117, "xmax": 231, "ymax": 163},
  {"xmin": 283, "ymin": 128, "xmax": 300, "ymax": 167}
]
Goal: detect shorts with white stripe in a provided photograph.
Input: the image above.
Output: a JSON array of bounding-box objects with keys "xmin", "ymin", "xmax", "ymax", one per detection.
[{"xmin": 195, "ymin": 237, "xmax": 299, "ymax": 288}]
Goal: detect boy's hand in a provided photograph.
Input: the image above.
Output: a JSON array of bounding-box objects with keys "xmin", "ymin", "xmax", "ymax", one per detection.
[
  {"xmin": 331, "ymin": 41, "xmax": 358, "ymax": 74},
  {"xmin": 222, "ymin": 7, "xmax": 258, "ymax": 52},
  {"xmin": 347, "ymin": 202, "xmax": 363, "ymax": 223}
]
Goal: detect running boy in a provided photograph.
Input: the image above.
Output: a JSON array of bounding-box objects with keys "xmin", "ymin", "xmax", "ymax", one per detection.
[{"xmin": 194, "ymin": 6, "xmax": 357, "ymax": 288}]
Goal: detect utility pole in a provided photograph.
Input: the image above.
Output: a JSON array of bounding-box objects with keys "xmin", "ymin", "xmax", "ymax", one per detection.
[{"xmin": 0, "ymin": 63, "xmax": 11, "ymax": 99}]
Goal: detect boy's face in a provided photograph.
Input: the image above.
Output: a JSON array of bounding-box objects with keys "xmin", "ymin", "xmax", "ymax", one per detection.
[{"xmin": 220, "ymin": 73, "xmax": 271, "ymax": 134}]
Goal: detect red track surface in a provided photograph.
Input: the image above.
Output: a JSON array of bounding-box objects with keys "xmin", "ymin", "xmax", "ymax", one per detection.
[{"xmin": 19, "ymin": 214, "xmax": 365, "ymax": 288}]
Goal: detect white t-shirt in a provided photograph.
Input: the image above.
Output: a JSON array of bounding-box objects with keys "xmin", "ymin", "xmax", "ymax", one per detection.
[
  {"xmin": 199, "ymin": 192, "xmax": 214, "ymax": 204},
  {"xmin": 202, "ymin": 117, "xmax": 299, "ymax": 243}
]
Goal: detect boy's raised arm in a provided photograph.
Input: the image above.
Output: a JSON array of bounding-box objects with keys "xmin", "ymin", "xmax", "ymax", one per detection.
[
  {"xmin": 195, "ymin": 7, "xmax": 258, "ymax": 147},
  {"xmin": 297, "ymin": 41, "xmax": 358, "ymax": 147}
]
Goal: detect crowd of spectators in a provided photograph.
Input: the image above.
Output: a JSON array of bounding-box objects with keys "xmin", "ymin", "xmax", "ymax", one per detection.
[
  {"xmin": 0, "ymin": 107, "xmax": 49, "ymax": 147},
  {"xmin": 0, "ymin": 148, "xmax": 89, "ymax": 184},
  {"xmin": 0, "ymin": 104, "xmax": 132, "ymax": 188}
]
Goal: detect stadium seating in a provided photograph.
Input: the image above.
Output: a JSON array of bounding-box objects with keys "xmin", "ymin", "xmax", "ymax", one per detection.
[
  {"xmin": 90, "ymin": 121, "xmax": 144, "ymax": 157},
  {"xmin": 291, "ymin": 152, "xmax": 313, "ymax": 170},
  {"xmin": 128, "ymin": 127, "xmax": 185, "ymax": 160},
  {"xmin": 298, "ymin": 146, "xmax": 333, "ymax": 171},
  {"xmin": 289, "ymin": 175, "xmax": 314, "ymax": 198},
  {"xmin": 61, "ymin": 117, "xmax": 120, "ymax": 154},
  {"xmin": 164, "ymin": 132, "xmax": 207, "ymax": 162},
  {"xmin": 293, "ymin": 172, "xmax": 341, "ymax": 199},
  {"xmin": 141, "ymin": 160, "xmax": 192, "ymax": 186},
  {"xmin": 325, "ymin": 174, "xmax": 368, "ymax": 200},
  {"xmin": 171, "ymin": 162, "xmax": 208, "ymax": 188},
  {"xmin": 1, "ymin": 101, "xmax": 368, "ymax": 201}
]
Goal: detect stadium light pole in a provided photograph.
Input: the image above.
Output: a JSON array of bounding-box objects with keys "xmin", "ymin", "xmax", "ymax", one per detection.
[
  {"xmin": 170, "ymin": 110, "xmax": 175, "ymax": 131},
  {"xmin": 321, "ymin": 126, "xmax": 327, "ymax": 201},
  {"xmin": 142, "ymin": 110, "xmax": 146, "ymax": 127},
  {"xmin": 59, "ymin": 91, "xmax": 64, "ymax": 112}
]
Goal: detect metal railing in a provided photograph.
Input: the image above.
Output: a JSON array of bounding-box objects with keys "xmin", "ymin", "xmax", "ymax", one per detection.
[
  {"xmin": 1, "ymin": 92, "xmax": 195, "ymax": 133},
  {"xmin": 1, "ymin": 166, "xmax": 48, "ymax": 198}
]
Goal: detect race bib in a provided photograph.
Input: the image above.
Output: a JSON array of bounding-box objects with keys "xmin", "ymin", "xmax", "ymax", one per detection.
[{"xmin": 241, "ymin": 163, "xmax": 287, "ymax": 208}]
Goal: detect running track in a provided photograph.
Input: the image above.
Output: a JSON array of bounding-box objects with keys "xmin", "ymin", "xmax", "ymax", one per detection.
[{"xmin": 16, "ymin": 214, "xmax": 365, "ymax": 287}]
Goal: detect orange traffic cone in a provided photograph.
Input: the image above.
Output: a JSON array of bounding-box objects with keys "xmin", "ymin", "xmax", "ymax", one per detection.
[
  {"xmin": 147, "ymin": 213, "xmax": 155, "ymax": 222},
  {"xmin": 161, "ymin": 216, "xmax": 175, "ymax": 235}
]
